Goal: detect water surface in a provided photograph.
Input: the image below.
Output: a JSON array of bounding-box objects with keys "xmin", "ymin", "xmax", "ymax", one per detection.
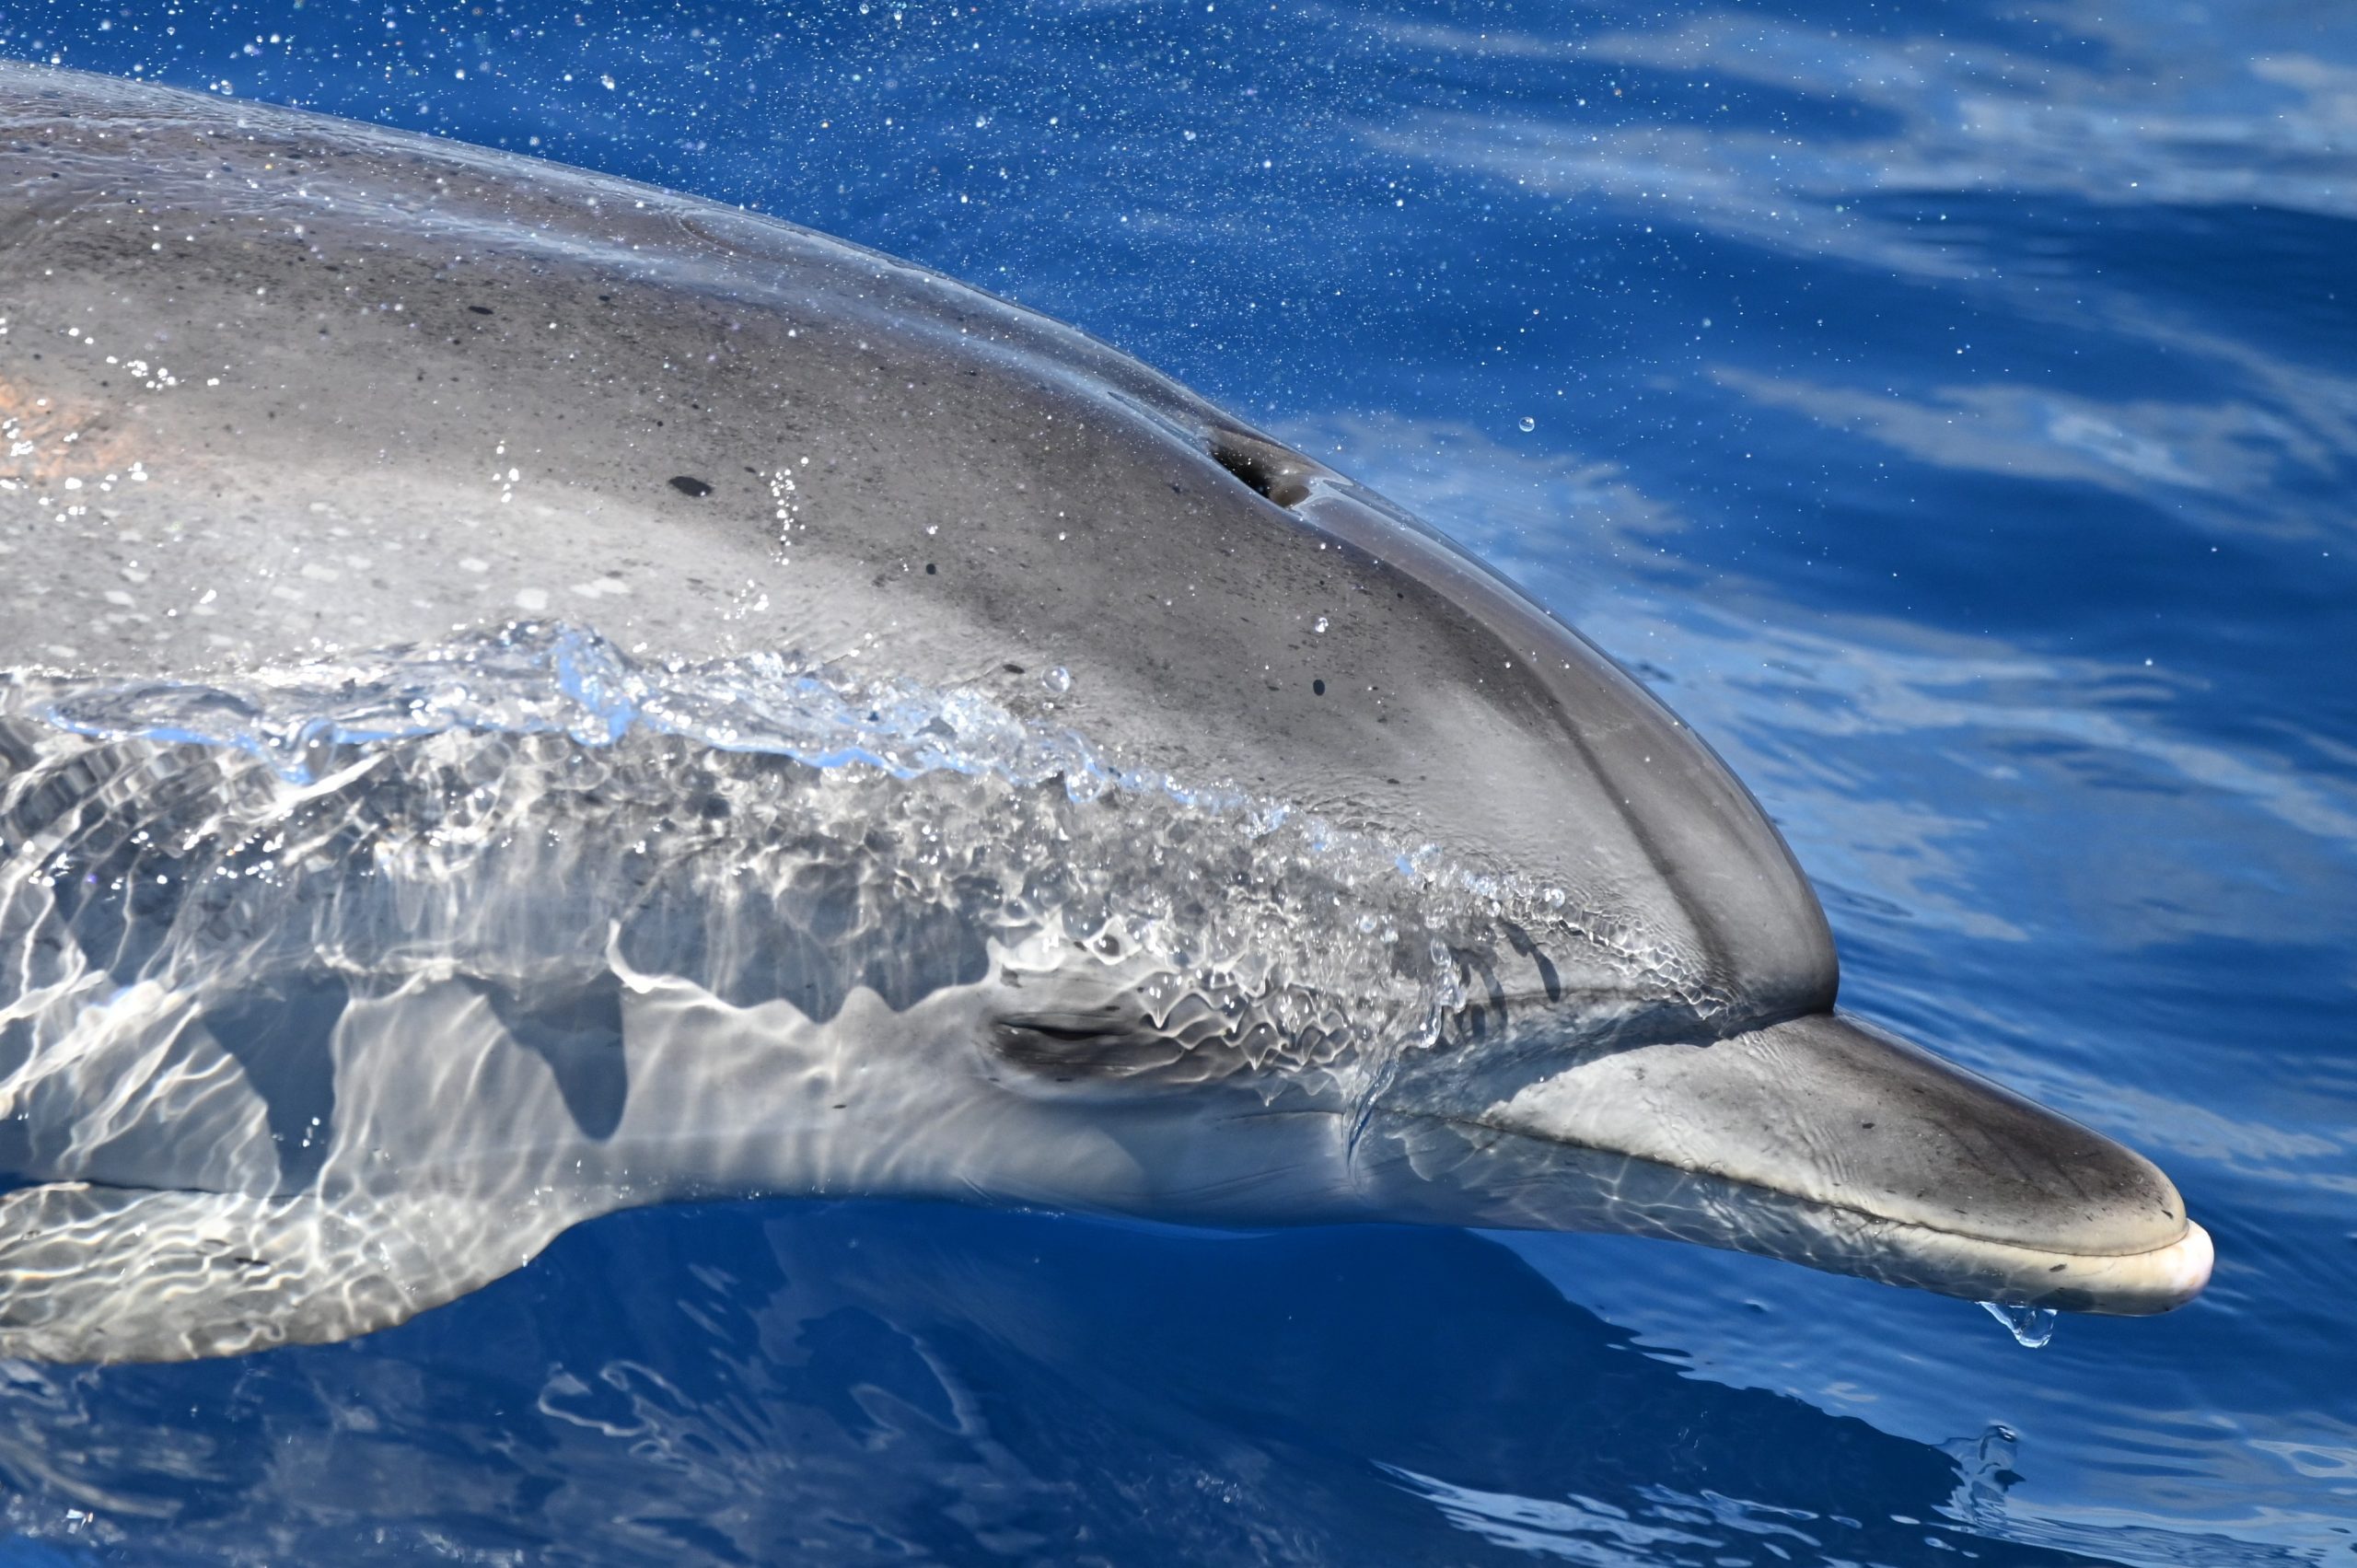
[{"xmin": 2, "ymin": 1, "xmax": 2353, "ymax": 1562}]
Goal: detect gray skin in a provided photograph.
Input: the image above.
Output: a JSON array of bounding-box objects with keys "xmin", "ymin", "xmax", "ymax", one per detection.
[{"xmin": 0, "ymin": 64, "xmax": 2207, "ymax": 1363}]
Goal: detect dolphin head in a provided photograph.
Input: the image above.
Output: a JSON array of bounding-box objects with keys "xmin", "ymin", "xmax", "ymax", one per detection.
[
  {"xmin": 969, "ymin": 504, "xmax": 2212, "ymax": 1315},
  {"xmin": 1219, "ymin": 481, "xmax": 2216, "ymax": 1316},
  {"xmin": 972, "ymin": 468, "xmax": 2210, "ymax": 1317}
]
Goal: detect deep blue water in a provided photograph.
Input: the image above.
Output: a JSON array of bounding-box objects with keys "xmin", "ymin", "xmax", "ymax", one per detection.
[{"xmin": 5, "ymin": 1, "xmax": 2355, "ymax": 1562}]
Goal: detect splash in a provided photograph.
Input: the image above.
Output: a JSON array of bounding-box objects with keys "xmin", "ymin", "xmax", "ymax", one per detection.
[
  {"xmin": 1978, "ymin": 1301, "xmax": 2059, "ymax": 1350},
  {"xmin": 0, "ymin": 624, "xmax": 1700, "ymax": 1117}
]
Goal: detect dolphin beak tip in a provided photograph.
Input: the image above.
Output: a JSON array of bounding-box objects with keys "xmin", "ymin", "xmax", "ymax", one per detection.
[
  {"xmin": 2170, "ymin": 1217, "xmax": 2218, "ymax": 1304},
  {"xmin": 2099, "ymin": 1215, "xmax": 2215, "ymax": 1316}
]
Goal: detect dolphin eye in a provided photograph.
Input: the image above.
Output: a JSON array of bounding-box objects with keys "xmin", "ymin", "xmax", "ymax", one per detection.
[
  {"xmin": 989, "ymin": 1000, "xmax": 1190, "ymax": 1078},
  {"xmin": 1207, "ymin": 430, "xmax": 1314, "ymax": 509},
  {"xmin": 986, "ymin": 960, "xmax": 1262, "ymax": 1085}
]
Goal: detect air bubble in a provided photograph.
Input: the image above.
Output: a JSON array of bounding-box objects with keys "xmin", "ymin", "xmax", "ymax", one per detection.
[
  {"xmin": 1042, "ymin": 667, "xmax": 1072, "ymax": 694},
  {"xmin": 1518, "ymin": 416, "xmax": 1536, "ymax": 433}
]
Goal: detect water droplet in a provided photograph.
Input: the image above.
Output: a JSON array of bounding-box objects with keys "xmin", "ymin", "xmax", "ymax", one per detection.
[
  {"xmin": 1979, "ymin": 1301, "xmax": 2057, "ymax": 1349},
  {"xmin": 1518, "ymin": 416, "xmax": 1536, "ymax": 433},
  {"xmin": 1042, "ymin": 667, "xmax": 1072, "ymax": 694},
  {"xmin": 1313, "ymin": 616, "xmax": 1329, "ymax": 633}
]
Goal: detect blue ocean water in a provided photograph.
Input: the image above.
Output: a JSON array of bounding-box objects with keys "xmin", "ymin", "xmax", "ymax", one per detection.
[{"xmin": 3, "ymin": 1, "xmax": 2354, "ymax": 1562}]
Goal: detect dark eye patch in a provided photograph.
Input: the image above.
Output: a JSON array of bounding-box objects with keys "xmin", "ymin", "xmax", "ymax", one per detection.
[{"xmin": 991, "ymin": 997, "xmax": 1190, "ymax": 1077}]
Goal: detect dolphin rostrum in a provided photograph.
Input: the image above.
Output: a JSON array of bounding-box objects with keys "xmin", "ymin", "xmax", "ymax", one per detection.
[{"xmin": 0, "ymin": 64, "xmax": 2210, "ymax": 1363}]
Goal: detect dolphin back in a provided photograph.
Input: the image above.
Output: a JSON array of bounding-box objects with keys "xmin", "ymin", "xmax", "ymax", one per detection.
[{"xmin": 0, "ymin": 62, "xmax": 1836, "ymax": 1038}]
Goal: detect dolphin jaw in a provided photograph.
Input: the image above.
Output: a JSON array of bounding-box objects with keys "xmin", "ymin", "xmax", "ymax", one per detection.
[
  {"xmin": 1353, "ymin": 1108, "xmax": 2214, "ymax": 1315},
  {"xmin": 1353, "ymin": 1009, "xmax": 2212, "ymax": 1315},
  {"xmin": 1822, "ymin": 1208, "xmax": 2214, "ymax": 1317}
]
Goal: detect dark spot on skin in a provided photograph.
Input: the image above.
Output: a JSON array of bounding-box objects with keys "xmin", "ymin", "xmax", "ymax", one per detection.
[
  {"xmin": 1861, "ymin": 1121, "xmax": 1875, "ymax": 1130},
  {"xmin": 668, "ymin": 475, "xmax": 713, "ymax": 497},
  {"xmin": 1002, "ymin": 663, "xmax": 1026, "ymax": 675},
  {"xmin": 925, "ymin": 563, "xmax": 936, "ymax": 575},
  {"xmin": 1312, "ymin": 679, "xmax": 1327, "ymax": 695},
  {"xmin": 467, "ymin": 305, "xmax": 493, "ymax": 316}
]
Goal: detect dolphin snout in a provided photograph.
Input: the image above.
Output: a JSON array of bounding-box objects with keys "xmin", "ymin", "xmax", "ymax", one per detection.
[{"xmin": 1463, "ymin": 1012, "xmax": 2212, "ymax": 1314}]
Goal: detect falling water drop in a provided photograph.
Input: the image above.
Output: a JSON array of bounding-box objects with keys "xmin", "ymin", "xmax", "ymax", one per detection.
[
  {"xmin": 1979, "ymin": 1301, "xmax": 2058, "ymax": 1349},
  {"xmin": 1042, "ymin": 667, "xmax": 1073, "ymax": 694},
  {"xmin": 1313, "ymin": 616, "xmax": 1329, "ymax": 633}
]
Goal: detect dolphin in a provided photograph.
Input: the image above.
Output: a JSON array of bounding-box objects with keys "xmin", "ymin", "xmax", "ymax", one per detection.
[{"xmin": 0, "ymin": 64, "xmax": 2210, "ymax": 1364}]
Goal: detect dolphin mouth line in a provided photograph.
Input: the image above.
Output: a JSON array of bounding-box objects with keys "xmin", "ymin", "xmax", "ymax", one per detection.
[
  {"xmin": 1439, "ymin": 1108, "xmax": 2173, "ymax": 1255},
  {"xmin": 1810, "ymin": 1204, "xmax": 2215, "ymax": 1315}
]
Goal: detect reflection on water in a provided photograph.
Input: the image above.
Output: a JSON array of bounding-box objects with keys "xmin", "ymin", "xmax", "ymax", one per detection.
[
  {"xmin": 4, "ymin": 0, "xmax": 2356, "ymax": 1562},
  {"xmin": 0, "ymin": 1202, "xmax": 2239, "ymax": 1566}
]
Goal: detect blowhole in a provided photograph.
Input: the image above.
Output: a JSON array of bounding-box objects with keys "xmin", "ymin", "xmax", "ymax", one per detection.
[{"xmin": 1208, "ymin": 430, "xmax": 1314, "ymax": 509}]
